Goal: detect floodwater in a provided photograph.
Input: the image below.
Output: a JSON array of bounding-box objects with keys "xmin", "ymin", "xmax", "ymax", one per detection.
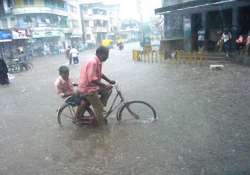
[{"xmin": 0, "ymin": 43, "xmax": 250, "ymax": 175}]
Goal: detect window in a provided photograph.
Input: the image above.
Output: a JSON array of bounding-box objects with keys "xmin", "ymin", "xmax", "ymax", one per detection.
[
  {"xmin": 86, "ymin": 34, "xmax": 91, "ymax": 40},
  {"xmin": 94, "ymin": 20, "xmax": 101, "ymax": 27},
  {"xmin": 7, "ymin": 0, "xmax": 13, "ymax": 7},
  {"xmin": 24, "ymin": 0, "xmax": 34, "ymax": 5},
  {"xmin": 84, "ymin": 20, "xmax": 89, "ymax": 27},
  {"xmin": 0, "ymin": 18, "xmax": 8, "ymax": 29},
  {"xmin": 103, "ymin": 20, "xmax": 108, "ymax": 27}
]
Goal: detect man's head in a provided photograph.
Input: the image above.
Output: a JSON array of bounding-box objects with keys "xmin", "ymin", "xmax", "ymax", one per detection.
[
  {"xmin": 58, "ymin": 65, "xmax": 69, "ymax": 80},
  {"xmin": 96, "ymin": 46, "xmax": 109, "ymax": 62}
]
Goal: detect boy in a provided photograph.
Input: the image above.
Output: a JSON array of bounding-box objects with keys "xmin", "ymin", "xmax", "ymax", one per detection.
[{"xmin": 54, "ymin": 66, "xmax": 73, "ymax": 98}]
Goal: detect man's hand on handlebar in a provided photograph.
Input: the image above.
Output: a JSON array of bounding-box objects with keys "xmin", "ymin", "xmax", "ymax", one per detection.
[
  {"xmin": 109, "ymin": 80, "xmax": 116, "ymax": 85},
  {"xmin": 72, "ymin": 82, "xmax": 78, "ymax": 86}
]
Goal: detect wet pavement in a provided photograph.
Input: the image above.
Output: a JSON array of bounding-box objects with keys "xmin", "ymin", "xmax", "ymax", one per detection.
[{"xmin": 0, "ymin": 42, "xmax": 250, "ymax": 175}]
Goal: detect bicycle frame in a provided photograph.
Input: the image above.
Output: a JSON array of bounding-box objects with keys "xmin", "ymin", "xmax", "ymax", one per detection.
[{"xmin": 104, "ymin": 85, "xmax": 125, "ymax": 119}]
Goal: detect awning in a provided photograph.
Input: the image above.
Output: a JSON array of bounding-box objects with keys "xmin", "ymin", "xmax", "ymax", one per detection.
[
  {"xmin": 0, "ymin": 30, "xmax": 12, "ymax": 42},
  {"xmin": 0, "ymin": 39, "xmax": 12, "ymax": 43},
  {"xmin": 155, "ymin": 0, "xmax": 249, "ymax": 15}
]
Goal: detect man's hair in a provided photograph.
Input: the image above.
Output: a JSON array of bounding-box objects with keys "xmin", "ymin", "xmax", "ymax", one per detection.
[
  {"xmin": 96, "ymin": 46, "xmax": 109, "ymax": 56},
  {"xmin": 58, "ymin": 65, "xmax": 69, "ymax": 75}
]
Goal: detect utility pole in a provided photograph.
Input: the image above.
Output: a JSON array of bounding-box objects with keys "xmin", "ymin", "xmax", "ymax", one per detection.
[{"xmin": 136, "ymin": 0, "xmax": 144, "ymax": 41}]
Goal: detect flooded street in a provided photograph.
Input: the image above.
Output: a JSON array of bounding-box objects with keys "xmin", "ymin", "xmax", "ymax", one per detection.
[{"xmin": 1, "ymin": 42, "xmax": 250, "ymax": 175}]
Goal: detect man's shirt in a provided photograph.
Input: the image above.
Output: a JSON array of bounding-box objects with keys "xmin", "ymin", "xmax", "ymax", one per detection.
[
  {"xmin": 78, "ymin": 56, "xmax": 102, "ymax": 94},
  {"xmin": 70, "ymin": 48, "xmax": 79, "ymax": 58}
]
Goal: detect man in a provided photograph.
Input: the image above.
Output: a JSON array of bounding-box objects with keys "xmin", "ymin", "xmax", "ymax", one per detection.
[
  {"xmin": 65, "ymin": 46, "xmax": 71, "ymax": 64},
  {"xmin": 77, "ymin": 46, "xmax": 115, "ymax": 126},
  {"xmin": 17, "ymin": 50, "xmax": 29, "ymax": 71},
  {"xmin": 197, "ymin": 29, "xmax": 205, "ymax": 51},
  {"xmin": 245, "ymin": 32, "xmax": 250, "ymax": 56},
  {"xmin": 236, "ymin": 34, "xmax": 244, "ymax": 55},
  {"xmin": 221, "ymin": 31, "xmax": 231, "ymax": 57},
  {"xmin": 70, "ymin": 47, "xmax": 79, "ymax": 64}
]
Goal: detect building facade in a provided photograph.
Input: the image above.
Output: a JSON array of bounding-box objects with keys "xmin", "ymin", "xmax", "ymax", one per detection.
[
  {"xmin": 79, "ymin": 1, "xmax": 120, "ymax": 47},
  {"xmin": 119, "ymin": 19, "xmax": 141, "ymax": 42},
  {"xmin": 156, "ymin": 0, "xmax": 250, "ymax": 52},
  {"xmin": 0, "ymin": 0, "xmax": 82, "ymax": 58}
]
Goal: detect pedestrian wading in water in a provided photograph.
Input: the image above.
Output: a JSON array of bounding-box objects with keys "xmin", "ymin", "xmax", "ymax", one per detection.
[{"xmin": 0, "ymin": 58, "xmax": 9, "ymax": 85}]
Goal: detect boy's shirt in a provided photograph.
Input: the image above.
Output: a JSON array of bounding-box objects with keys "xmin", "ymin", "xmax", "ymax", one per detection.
[{"xmin": 54, "ymin": 76, "xmax": 73, "ymax": 97}]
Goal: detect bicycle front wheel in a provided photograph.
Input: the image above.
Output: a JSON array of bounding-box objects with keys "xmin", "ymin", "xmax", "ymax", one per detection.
[{"xmin": 117, "ymin": 100, "xmax": 157, "ymax": 123}]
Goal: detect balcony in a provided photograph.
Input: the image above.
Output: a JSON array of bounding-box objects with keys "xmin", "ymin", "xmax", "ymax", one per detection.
[
  {"xmin": 12, "ymin": 6, "xmax": 67, "ymax": 16},
  {"xmin": 92, "ymin": 27, "xmax": 109, "ymax": 33}
]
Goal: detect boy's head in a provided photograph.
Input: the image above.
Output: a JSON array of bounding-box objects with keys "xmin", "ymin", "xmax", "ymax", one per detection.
[{"xmin": 58, "ymin": 66, "xmax": 69, "ymax": 80}]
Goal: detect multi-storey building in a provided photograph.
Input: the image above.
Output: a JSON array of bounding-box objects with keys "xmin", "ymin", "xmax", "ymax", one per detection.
[
  {"xmin": 67, "ymin": 0, "xmax": 83, "ymax": 48},
  {"xmin": 79, "ymin": 1, "xmax": 120, "ymax": 47},
  {"xmin": 0, "ymin": 0, "xmax": 82, "ymax": 58},
  {"xmin": 119, "ymin": 19, "xmax": 140, "ymax": 42},
  {"xmin": 156, "ymin": 0, "xmax": 250, "ymax": 52}
]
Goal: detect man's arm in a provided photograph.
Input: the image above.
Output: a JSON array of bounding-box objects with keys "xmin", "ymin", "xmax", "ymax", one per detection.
[
  {"xmin": 101, "ymin": 74, "xmax": 115, "ymax": 84},
  {"xmin": 91, "ymin": 79, "xmax": 106, "ymax": 88}
]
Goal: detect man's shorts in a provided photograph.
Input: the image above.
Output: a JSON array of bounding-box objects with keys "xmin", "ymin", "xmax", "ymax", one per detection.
[{"xmin": 65, "ymin": 94, "xmax": 86, "ymax": 106}]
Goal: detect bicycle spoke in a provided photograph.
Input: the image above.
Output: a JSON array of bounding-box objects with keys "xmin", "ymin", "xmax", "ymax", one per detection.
[{"xmin": 69, "ymin": 106, "xmax": 76, "ymax": 117}]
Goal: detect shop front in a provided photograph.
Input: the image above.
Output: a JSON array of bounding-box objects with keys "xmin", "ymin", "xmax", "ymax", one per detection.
[
  {"xmin": 11, "ymin": 28, "xmax": 31, "ymax": 56},
  {"xmin": 31, "ymin": 30, "xmax": 64, "ymax": 56},
  {"xmin": 156, "ymin": 0, "xmax": 250, "ymax": 53},
  {"xmin": 0, "ymin": 30, "xmax": 12, "ymax": 59}
]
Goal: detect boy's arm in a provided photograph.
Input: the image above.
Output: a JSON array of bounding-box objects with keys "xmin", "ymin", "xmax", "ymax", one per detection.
[
  {"xmin": 55, "ymin": 81, "xmax": 69, "ymax": 98},
  {"xmin": 56, "ymin": 85, "xmax": 65, "ymax": 98}
]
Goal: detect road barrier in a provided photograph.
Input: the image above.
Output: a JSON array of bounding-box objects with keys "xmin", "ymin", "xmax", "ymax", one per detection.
[
  {"xmin": 132, "ymin": 48, "xmax": 206, "ymax": 64},
  {"xmin": 132, "ymin": 47, "xmax": 165, "ymax": 63},
  {"xmin": 175, "ymin": 50, "xmax": 206, "ymax": 64}
]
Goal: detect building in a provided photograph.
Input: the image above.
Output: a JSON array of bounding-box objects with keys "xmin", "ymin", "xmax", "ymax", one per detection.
[
  {"xmin": 119, "ymin": 19, "xmax": 141, "ymax": 42},
  {"xmin": 0, "ymin": 0, "xmax": 82, "ymax": 58},
  {"xmin": 79, "ymin": 1, "xmax": 120, "ymax": 47},
  {"xmin": 66, "ymin": 0, "xmax": 83, "ymax": 49},
  {"xmin": 155, "ymin": 0, "xmax": 250, "ymax": 52}
]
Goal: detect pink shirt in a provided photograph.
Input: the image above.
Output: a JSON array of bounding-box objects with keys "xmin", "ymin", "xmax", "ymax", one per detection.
[
  {"xmin": 78, "ymin": 56, "xmax": 102, "ymax": 93},
  {"xmin": 54, "ymin": 76, "xmax": 73, "ymax": 97},
  {"xmin": 247, "ymin": 36, "xmax": 250, "ymax": 45}
]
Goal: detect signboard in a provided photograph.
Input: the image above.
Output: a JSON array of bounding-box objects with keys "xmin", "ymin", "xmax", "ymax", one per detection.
[
  {"xmin": 12, "ymin": 29, "xmax": 29, "ymax": 39},
  {"xmin": 0, "ymin": 30, "xmax": 12, "ymax": 42},
  {"xmin": 32, "ymin": 30, "xmax": 62, "ymax": 38}
]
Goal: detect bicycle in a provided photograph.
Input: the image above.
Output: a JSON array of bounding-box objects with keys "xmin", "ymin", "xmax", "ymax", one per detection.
[
  {"xmin": 7, "ymin": 58, "xmax": 33, "ymax": 74},
  {"xmin": 57, "ymin": 84, "xmax": 157, "ymax": 127}
]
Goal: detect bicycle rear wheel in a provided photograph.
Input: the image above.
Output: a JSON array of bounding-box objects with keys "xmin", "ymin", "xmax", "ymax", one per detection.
[
  {"xmin": 117, "ymin": 100, "xmax": 157, "ymax": 123},
  {"xmin": 57, "ymin": 103, "xmax": 95, "ymax": 127}
]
